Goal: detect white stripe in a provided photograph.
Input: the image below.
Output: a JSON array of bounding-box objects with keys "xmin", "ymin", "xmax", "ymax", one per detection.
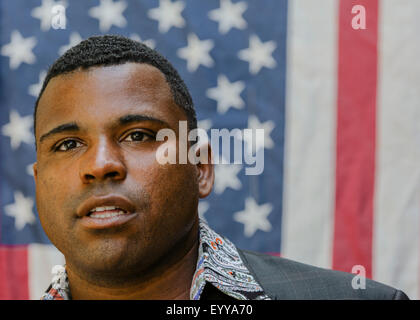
[
  {"xmin": 374, "ymin": 0, "xmax": 420, "ymax": 300},
  {"xmin": 28, "ymin": 244, "xmax": 65, "ymax": 300},
  {"xmin": 281, "ymin": 0, "xmax": 338, "ymax": 268}
]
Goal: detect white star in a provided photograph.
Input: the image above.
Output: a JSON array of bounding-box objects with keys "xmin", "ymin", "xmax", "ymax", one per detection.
[
  {"xmin": 238, "ymin": 34, "xmax": 277, "ymax": 75},
  {"xmin": 214, "ymin": 163, "xmax": 242, "ymax": 194},
  {"xmin": 88, "ymin": 0, "xmax": 127, "ymax": 32},
  {"xmin": 31, "ymin": 0, "xmax": 66, "ymax": 31},
  {"xmin": 1, "ymin": 30, "xmax": 37, "ymax": 70},
  {"xmin": 243, "ymin": 115, "xmax": 275, "ymax": 154},
  {"xmin": 177, "ymin": 33, "xmax": 214, "ymax": 72},
  {"xmin": 197, "ymin": 119, "xmax": 212, "ymax": 132},
  {"xmin": 58, "ymin": 32, "xmax": 83, "ymax": 56},
  {"xmin": 27, "ymin": 163, "xmax": 35, "ymax": 177},
  {"xmin": 4, "ymin": 191, "xmax": 36, "ymax": 231},
  {"xmin": 206, "ymin": 74, "xmax": 245, "ymax": 114},
  {"xmin": 198, "ymin": 201, "xmax": 210, "ymax": 222},
  {"xmin": 208, "ymin": 0, "xmax": 247, "ymax": 34},
  {"xmin": 233, "ymin": 197, "xmax": 272, "ymax": 237},
  {"xmin": 148, "ymin": 0, "xmax": 185, "ymax": 33},
  {"xmin": 28, "ymin": 70, "xmax": 47, "ymax": 98},
  {"xmin": 1, "ymin": 110, "xmax": 34, "ymax": 150},
  {"xmin": 129, "ymin": 34, "xmax": 156, "ymax": 49}
]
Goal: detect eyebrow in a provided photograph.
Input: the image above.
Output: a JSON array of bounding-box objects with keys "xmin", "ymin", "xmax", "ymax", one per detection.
[
  {"xmin": 118, "ymin": 114, "xmax": 168, "ymax": 127},
  {"xmin": 39, "ymin": 122, "xmax": 79, "ymax": 144},
  {"xmin": 39, "ymin": 114, "xmax": 169, "ymax": 144}
]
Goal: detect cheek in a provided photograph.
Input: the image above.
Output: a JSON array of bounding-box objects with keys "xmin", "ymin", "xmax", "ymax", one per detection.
[
  {"xmin": 39, "ymin": 157, "xmax": 82, "ymax": 197},
  {"xmin": 131, "ymin": 162, "xmax": 199, "ymax": 255},
  {"xmin": 37, "ymin": 172, "xmax": 68, "ymax": 209},
  {"xmin": 142, "ymin": 162, "xmax": 198, "ymax": 217},
  {"xmin": 35, "ymin": 170, "xmax": 74, "ymax": 243}
]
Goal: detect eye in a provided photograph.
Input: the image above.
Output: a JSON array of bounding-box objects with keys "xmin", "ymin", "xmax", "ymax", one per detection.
[
  {"xmin": 123, "ymin": 130, "xmax": 155, "ymax": 142},
  {"xmin": 54, "ymin": 139, "xmax": 83, "ymax": 152}
]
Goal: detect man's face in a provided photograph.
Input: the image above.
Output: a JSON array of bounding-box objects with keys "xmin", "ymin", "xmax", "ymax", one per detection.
[{"xmin": 33, "ymin": 63, "xmax": 206, "ymax": 278}]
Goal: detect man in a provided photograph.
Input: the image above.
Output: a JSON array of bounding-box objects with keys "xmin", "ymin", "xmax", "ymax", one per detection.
[{"xmin": 33, "ymin": 35, "xmax": 408, "ymax": 300}]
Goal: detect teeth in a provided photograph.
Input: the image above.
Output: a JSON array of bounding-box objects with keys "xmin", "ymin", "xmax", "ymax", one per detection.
[
  {"xmin": 90, "ymin": 210, "xmax": 127, "ymax": 219},
  {"xmin": 90, "ymin": 206, "xmax": 120, "ymax": 213}
]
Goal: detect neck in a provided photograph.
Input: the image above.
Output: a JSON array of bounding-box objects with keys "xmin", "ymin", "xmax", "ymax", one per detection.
[{"xmin": 66, "ymin": 221, "xmax": 200, "ymax": 300}]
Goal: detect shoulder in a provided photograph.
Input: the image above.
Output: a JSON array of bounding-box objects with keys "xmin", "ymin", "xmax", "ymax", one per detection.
[{"xmin": 237, "ymin": 248, "xmax": 409, "ymax": 300}]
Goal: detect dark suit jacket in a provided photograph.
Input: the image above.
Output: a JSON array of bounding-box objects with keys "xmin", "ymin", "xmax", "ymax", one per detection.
[{"xmin": 237, "ymin": 249, "xmax": 409, "ymax": 300}]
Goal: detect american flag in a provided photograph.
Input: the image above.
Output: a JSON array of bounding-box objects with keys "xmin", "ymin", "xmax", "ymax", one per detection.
[{"xmin": 0, "ymin": 0, "xmax": 419, "ymax": 300}]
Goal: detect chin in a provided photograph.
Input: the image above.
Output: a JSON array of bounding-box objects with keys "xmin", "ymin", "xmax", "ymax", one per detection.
[{"xmin": 78, "ymin": 242, "xmax": 151, "ymax": 275}]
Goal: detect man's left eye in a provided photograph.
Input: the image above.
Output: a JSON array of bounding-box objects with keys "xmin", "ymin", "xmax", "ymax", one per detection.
[{"xmin": 124, "ymin": 131, "xmax": 154, "ymax": 142}]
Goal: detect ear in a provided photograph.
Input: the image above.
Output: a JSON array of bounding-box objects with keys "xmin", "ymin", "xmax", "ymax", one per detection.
[
  {"xmin": 33, "ymin": 162, "xmax": 38, "ymax": 185},
  {"xmin": 196, "ymin": 142, "xmax": 214, "ymax": 198}
]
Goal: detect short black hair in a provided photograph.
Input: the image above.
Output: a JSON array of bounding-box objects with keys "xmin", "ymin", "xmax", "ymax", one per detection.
[{"xmin": 33, "ymin": 34, "xmax": 197, "ymax": 148}]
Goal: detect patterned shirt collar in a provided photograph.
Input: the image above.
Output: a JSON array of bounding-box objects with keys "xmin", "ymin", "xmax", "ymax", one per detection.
[{"xmin": 41, "ymin": 219, "xmax": 270, "ymax": 300}]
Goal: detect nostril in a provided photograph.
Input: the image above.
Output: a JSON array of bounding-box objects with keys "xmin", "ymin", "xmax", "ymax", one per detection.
[
  {"xmin": 105, "ymin": 171, "xmax": 120, "ymax": 179},
  {"xmin": 84, "ymin": 174, "xmax": 95, "ymax": 180},
  {"xmin": 80, "ymin": 158, "xmax": 126, "ymax": 182}
]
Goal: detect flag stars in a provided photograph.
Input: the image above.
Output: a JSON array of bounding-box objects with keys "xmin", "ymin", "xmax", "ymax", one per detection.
[
  {"xmin": 214, "ymin": 163, "xmax": 242, "ymax": 194},
  {"xmin": 234, "ymin": 197, "xmax": 273, "ymax": 237},
  {"xmin": 2, "ymin": 110, "xmax": 34, "ymax": 150},
  {"xmin": 208, "ymin": 0, "xmax": 248, "ymax": 35},
  {"xmin": 27, "ymin": 163, "xmax": 35, "ymax": 177},
  {"xmin": 58, "ymin": 32, "xmax": 83, "ymax": 56},
  {"xmin": 1, "ymin": 30, "xmax": 37, "ymax": 70},
  {"xmin": 198, "ymin": 201, "xmax": 210, "ymax": 222},
  {"xmin": 28, "ymin": 70, "xmax": 47, "ymax": 98},
  {"xmin": 243, "ymin": 115, "xmax": 275, "ymax": 154},
  {"xmin": 238, "ymin": 34, "xmax": 277, "ymax": 75},
  {"xmin": 197, "ymin": 119, "xmax": 212, "ymax": 132},
  {"xmin": 148, "ymin": 0, "xmax": 186, "ymax": 33},
  {"xmin": 88, "ymin": 0, "xmax": 127, "ymax": 32},
  {"xmin": 177, "ymin": 33, "xmax": 214, "ymax": 72},
  {"xmin": 206, "ymin": 75, "xmax": 245, "ymax": 114},
  {"xmin": 129, "ymin": 34, "xmax": 156, "ymax": 49},
  {"xmin": 4, "ymin": 191, "xmax": 36, "ymax": 231}
]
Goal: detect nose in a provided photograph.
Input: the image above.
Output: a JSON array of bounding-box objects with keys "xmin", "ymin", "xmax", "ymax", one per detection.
[{"xmin": 79, "ymin": 137, "xmax": 127, "ymax": 184}]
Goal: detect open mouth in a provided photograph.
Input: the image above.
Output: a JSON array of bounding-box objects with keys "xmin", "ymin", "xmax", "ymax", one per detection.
[
  {"xmin": 88, "ymin": 206, "xmax": 129, "ymax": 219},
  {"xmin": 77, "ymin": 195, "xmax": 138, "ymax": 230},
  {"xmin": 81, "ymin": 207, "xmax": 137, "ymax": 230}
]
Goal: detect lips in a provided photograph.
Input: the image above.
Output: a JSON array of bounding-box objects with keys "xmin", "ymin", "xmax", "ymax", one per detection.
[
  {"xmin": 77, "ymin": 195, "xmax": 138, "ymax": 230},
  {"xmin": 88, "ymin": 206, "xmax": 127, "ymax": 218},
  {"xmin": 77, "ymin": 195, "xmax": 135, "ymax": 217}
]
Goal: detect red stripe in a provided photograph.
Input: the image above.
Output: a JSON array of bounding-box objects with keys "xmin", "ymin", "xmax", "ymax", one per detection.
[
  {"xmin": 0, "ymin": 245, "xmax": 29, "ymax": 299},
  {"xmin": 265, "ymin": 252, "xmax": 281, "ymax": 257},
  {"xmin": 333, "ymin": 0, "xmax": 379, "ymax": 278}
]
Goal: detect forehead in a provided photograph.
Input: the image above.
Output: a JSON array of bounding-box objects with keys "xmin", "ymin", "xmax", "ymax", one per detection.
[{"xmin": 36, "ymin": 63, "xmax": 184, "ymax": 137}]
